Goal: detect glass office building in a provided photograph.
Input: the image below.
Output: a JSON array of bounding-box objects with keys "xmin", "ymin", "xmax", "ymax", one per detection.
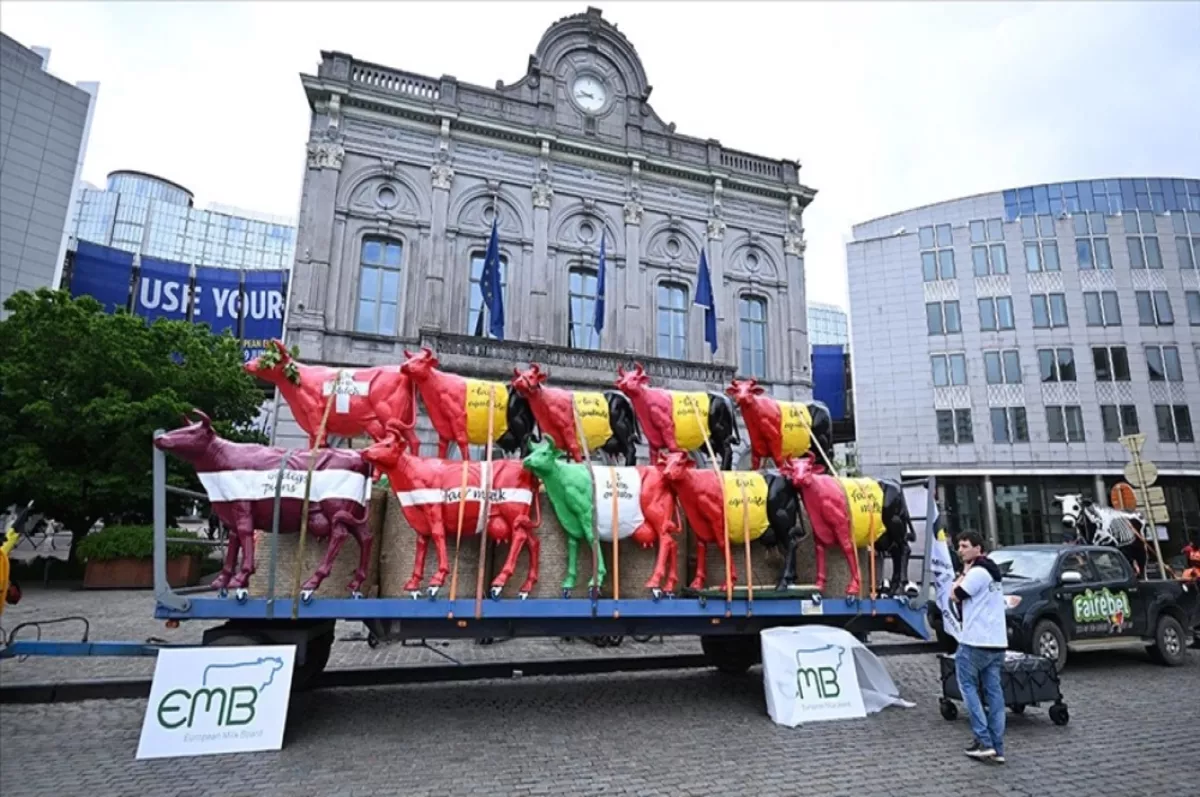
[
  {"xmin": 848, "ymin": 176, "xmax": 1200, "ymax": 556},
  {"xmin": 70, "ymin": 170, "xmax": 295, "ymax": 270},
  {"xmin": 808, "ymin": 302, "xmax": 849, "ymax": 346}
]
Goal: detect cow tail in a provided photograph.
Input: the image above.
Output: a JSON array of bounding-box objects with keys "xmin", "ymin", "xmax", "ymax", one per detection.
[
  {"xmin": 332, "ymin": 501, "xmax": 370, "ymax": 531},
  {"xmin": 530, "ymin": 475, "xmax": 544, "ymax": 529}
]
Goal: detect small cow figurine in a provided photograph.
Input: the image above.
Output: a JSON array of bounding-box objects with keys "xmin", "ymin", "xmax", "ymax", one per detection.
[
  {"xmin": 615, "ymin": 362, "xmax": 740, "ymax": 469},
  {"xmin": 522, "ymin": 438, "xmax": 680, "ymax": 598},
  {"xmin": 780, "ymin": 457, "xmax": 918, "ymax": 599},
  {"xmin": 245, "ymin": 339, "xmax": 421, "ymax": 454},
  {"xmin": 511, "ymin": 363, "xmax": 641, "ymax": 466},
  {"xmin": 1054, "ymin": 493, "xmax": 1149, "ymax": 577},
  {"xmin": 154, "ymin": 409, "xmax": 374, "ymax": 601},
  {"xmin": 725, "ymin": 378, "xmax": 835, "ymax": 471},
  {"xmin": 400, "ymin": 347, "xmax": 538, "ymax": 459},
  {"xmin": 362, "ymin": 420, "xmax": 540, "ymax": 599},
  {"xmin": 656, "ymin": 451, "xmax": 804, "ymax": 592}
]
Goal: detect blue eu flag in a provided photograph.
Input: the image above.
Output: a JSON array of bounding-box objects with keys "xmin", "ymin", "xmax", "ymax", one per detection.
[
  {"xmin": 479, "ymin": 219, "xmax": 505, "ymax": 339},
  {"xmin": 695, "ymin": 249, "xmax": 717, "ymax": 354},
  {"xmin": 593, "ymin": 230, "xmax": 607, "ymax": 336}
]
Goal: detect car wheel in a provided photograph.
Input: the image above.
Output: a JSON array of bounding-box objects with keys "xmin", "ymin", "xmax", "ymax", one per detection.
[
  {"xmin": 1031, "ymin": 619, "xmax": 1067, "ymax": 671},
  {"xmin": 1147, "ymin": 615, "xmax": 1187, "ymax": 667}
]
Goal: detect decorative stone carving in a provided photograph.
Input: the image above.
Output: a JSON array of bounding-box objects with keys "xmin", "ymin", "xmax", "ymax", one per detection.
[
  {"xmin": 707, "ymin": 178, "xmax": 726, "ymax": 241},
  {"xmin": 623, "ymin": 198, "xmax": 643, "ymax": 225},
  {"xmin": 307, "ymin": 141, "xmax": 345, "ymax": 171},
  {"xmin": 532, "ymin": 169, "xmax": 554, "ymax": 209},
  {"xmin": 707, "ymin": 216, "xmax": 726, "ymax": 241},
  {"xmin": 787, "ymin": 195, "xmax": 803, "ymax": 235},
  {"xmin": 430, "ymin": 150, "xmax": 454, "ymax": 190},
  {"xmin": 784, "ymin": 232, "xmax": 806, "ymax": 256}
]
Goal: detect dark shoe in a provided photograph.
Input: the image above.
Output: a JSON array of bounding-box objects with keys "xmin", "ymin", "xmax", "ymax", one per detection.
[{"xmin": 965, "ymin": 742, "xmax": 996, "ymax": 760}]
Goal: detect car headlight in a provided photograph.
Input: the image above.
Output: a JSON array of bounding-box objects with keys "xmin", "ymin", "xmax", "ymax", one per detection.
[{"xmin": 1004, "ymin": 595, "xmax": 1022, "ymax": 609}]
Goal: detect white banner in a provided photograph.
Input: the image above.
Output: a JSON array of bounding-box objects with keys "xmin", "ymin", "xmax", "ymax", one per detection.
[
  {"xmin": 762, "ymin": 626, "xmax": 913, "ymax": 727},
  {"xmin": 198, "ymin": 468, "xmax": 369, "ymax": 504},
  {"xmin": 930, "ymin": 534, "xmax": 962, "ymax": 639},
  {"xmin": 136, "ymin": 645, "xmax": 295, "ymax": 759},
  {"xmin": 593, "ymin": 466, "xmax": 644, "ymax": 542}
]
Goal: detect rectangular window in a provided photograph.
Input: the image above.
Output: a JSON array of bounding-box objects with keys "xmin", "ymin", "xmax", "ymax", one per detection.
[
  {"xmin": 972, "ymin": 246, "xmax": 989, "ymax": 277},
  {"xmin": 990, "ymin": 243, "xmax": 1008, "ymax": 274},
  {"xmin": 931, "ymin": 353, "xmax": 968, "ymax": 386},
  {"xmin": 1156, "ymin": 405, "xmax": 1196, "ymax": 444},
  {"xmin": 1177, "ymin": 236, "xmax": 1197, "ymax": 269},
  {"xmin": 922, "ymin": 252, "xmax": 937, "ymax": 282},
  {"xmin": 1032, "ymin": 295, "xmax": 1050, "ymax": 328},
  {"xmin": 931, "ymin": 355, "xmax": 949, "ymax": 387},
  {"xmin": 355, "ymin": 238, "xmax": 404, "ymax": 336},
  {"xmin": 920, "ymin": 226, "xmax": 956, "ymax": 281},
  {"xmin": 1144, "ymin": 237, "xmax": 1163, "ymax": 269},
  {"xmin": 936, "ymin": 409, "xmax": 973, "ymax": 445},
  {"xmin": 1032, "ymin": 294, "xmax": 1068, "ymax": 328},
  {"xmin": 737, "ymin": 295, "xmax": 768, "ymax": 378},
  {"xmin": 468, "ymin": 251, "xmax": 509, "ymax": 338},
  {"xmin": 991, "ymin": 407, "xmax": 1029, "ymax": 443},
  {"xmin": 1128, "ymin": 237, "xmax": 1146, "ymax": 268},
  {"xmin": 926, "ymin": 301, "xmax": 961, "ymax": 335},
  {"xmin": 1038, "ymin": 348, "xmax": 1075, "ymax": 382},
  {"xmin": 983, "ymin": 349, "xmax": 1022, "ymax": 385},
  {"xmin": 568, "ymin": 268, "xmax": 600, "ymax": 351},
  {"xmin": 1187, "ymin": 291, "xmax": 1200, "ymax": 325},
  {"xmin": 656, "ymin": 282, "xmax": 688, "ymax": 360},
  {"xmin": 1076, "ymin": 238, "xmax": 1093, "ymax": 270},
  {"xmin": 938, "ymin": 249, "xmax": 956, "ymax": 280},
  {"xmin": 1083, "ymin": 290, "xmax": 1121, "ymax": 327},
  {"xmin": 1145, "ymin": 345, "xmax": 1183, "ymax": 382},
  {"xmin": 1101, "ymin": 404, "xmax": 1140, "ymax": 442},
  {"xmin": 970, "ymin": 220, "xmax": 986, "ymax": 243},
  {"xmin": 979, "ymin": 298, "xmax": 996, "ymax": 331},
  {"xmin": 1092, "ymin": 346, "xmax": 1132, "ymax": 382},
  {"xmin": 1049, "ymin": 293, "xmax": 1068, "ymax": 326},
  {"xmin": 955, "ymin": 409, "xmax": 973, "ymax": 443},
  {"xmin": 1047, "ymin": 406, "xmax": 1085, "ymax": 442}
]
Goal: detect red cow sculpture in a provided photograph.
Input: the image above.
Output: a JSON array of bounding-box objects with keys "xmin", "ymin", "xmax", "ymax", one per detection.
[
  {"xmin": 245, "ymin": 339, "xmax": 420, "ymax": 454},
  {"xmin": 656, "ymin": 451, "xmax": 805, "ymax": 592},
  {"xmin": 725, "ymin": 378, "xmax": 836, "ymax": 471},
  {"xmin": 615, "ymin": 363, "xmax": 740, "ymax": 469},
  {"xmin": 779, "ymin": 456, "xmax": 919, "ymax": 599},
  {"xmin": 399, "ymin": 347, "xmax": 538, "ymax": 460},
  {"xmin": 511, "ymin": 363, "xmax": 641, "ymax": 465},
  {"xmin": 362, "ymin": 420, "xmax": 540, "ymax": 599},
  {"xmin": 154, "ymin": 409, "xmax": 374, "ymax": 601}
]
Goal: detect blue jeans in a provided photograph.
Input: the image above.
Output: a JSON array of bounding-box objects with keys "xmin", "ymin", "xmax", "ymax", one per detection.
[{"xmin": 955, "ymin": 644, "xmax": 1006, "ymax": 756}]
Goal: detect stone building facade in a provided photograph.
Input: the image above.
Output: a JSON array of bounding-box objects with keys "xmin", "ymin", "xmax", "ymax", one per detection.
[{"xmin": 277, "ymin": 7, "xmax": 816, "ymax": 458}]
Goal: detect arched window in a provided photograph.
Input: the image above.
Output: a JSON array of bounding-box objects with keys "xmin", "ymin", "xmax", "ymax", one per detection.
[
  {"xmin": 738, "ymin": 295, "xmax": 767, "ymax": 378},
  {"xmin": 468, "ymin": 250, "xmax": 508, "ymax": 337},
  {"xmin": 356, "ymin": 237, "xmax": 403, "ymax": 336},
  {"xmin": 568, "ymin": 267, "xmax": 600, "ymax": 350},
  {"xmin": 656, "ymin": 282, "xmax": 688, "ymax": 360}
]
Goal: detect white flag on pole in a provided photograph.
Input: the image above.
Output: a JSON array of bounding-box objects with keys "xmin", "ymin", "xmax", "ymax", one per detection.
[{"xmin": 930, "ymin": 532, "xmax": 962, "ymax": 639}]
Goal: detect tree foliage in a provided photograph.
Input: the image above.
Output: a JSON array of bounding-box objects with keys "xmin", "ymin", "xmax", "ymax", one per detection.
[{"xmin": 0, "ymin": 288, "xmax": 267, "ymax": 538}]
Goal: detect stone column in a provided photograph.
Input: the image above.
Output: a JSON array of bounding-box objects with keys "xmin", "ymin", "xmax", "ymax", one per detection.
[
  {"xmin": 706, "ymin": 179, "xmax": 728, "ymax": 366},
  {"xmin": 784, "ymin": 196, "xmax": 809, "ymax": 385},
  {"xmin": 298, "ymin": 138, "xmax": 343, "ymax": 334},
  {"xmin": 982, "ymin": 474, "xmax": 999, "ymax": 550},
  {"xmin": 424, "ymin": 126, "xmax": 453, "ymax": 333},
  {"xmin": 622, "ymin": 194, "xmax": 643, "ymax": 355},
  {"xmin": 1092, "ymin": 474, "xmax": 1107, "ymax": 506},
  {"xmin": 529, "ymin": 143, "xmax": 553, "ymax": 344}
]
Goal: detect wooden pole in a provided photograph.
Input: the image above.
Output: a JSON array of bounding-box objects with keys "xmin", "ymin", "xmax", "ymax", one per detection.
[
  {"xmin": 610, "ymin": 466, "xmax": 621, "ymax": 617},
  {"xmin": 685, "ymin": 397, "xmax": 734, "ymax": 614},
  {"xmin": 446, "ymin": 457, "xmax": 471, "ymax": 617},
  {"xmin": 474, "ymin": 386, "xmax": 497, "ymax": 619},
  {"xmin": 291, "ymin": 382, "xmax": 338, "ymax": 619},
  {"xmin": 1130, "ymin": 447, "xmax": 1167, "ymax": 580},
  {"xmin": 738, "ymin": 475, "xmax": 753, "ymax": 614}
]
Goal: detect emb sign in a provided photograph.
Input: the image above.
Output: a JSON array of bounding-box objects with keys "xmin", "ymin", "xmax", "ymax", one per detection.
[
  {"xmin": 137, "ymin": 645, "xmax": 295, "ymax": 759},
  {"xmin": 761, "ymin": 629, "xmax": 867, "ymax": 726}
]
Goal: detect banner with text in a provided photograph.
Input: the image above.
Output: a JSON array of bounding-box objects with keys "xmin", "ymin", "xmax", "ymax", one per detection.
[
  {"xmin": 241, "ymin": 269, "xmax": 289, "ymax": 363},
  {"xmin": 192, "ymin": 265, "xmax": 243, "ymax": 337},
  {"xmin": 69, "ymin": 241, "xmax": 134, "ymax": 313},
  {"xmin": 134, "ymin": 256, "xmax": 192, "ymax": 322}
]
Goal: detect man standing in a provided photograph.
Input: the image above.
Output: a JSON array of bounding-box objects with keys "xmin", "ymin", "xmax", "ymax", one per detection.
[{"xmin": 952, "ymin": 531, "xmax": 1008, "ymax": 764}]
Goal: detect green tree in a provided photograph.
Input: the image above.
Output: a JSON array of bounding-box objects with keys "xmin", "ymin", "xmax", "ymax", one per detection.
[{"xmin": 0, "ymin": 288, "xmax": 268, "ymax": 544}]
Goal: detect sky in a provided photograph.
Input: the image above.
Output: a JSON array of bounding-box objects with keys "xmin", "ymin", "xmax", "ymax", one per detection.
[{"xmin": 4, "ymin": 0, "xmax": 1198, "ymax": 309}]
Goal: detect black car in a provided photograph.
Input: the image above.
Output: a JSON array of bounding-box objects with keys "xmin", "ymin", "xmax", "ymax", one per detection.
[{"xmin": 930, "ymin": 543, "xmax": 1198, "ymax": 670}]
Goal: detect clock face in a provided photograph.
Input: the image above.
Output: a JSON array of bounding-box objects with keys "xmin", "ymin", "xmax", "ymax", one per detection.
[{"xmin": 571, "ymin": 75, "xmax": 607, "ymax": 113}]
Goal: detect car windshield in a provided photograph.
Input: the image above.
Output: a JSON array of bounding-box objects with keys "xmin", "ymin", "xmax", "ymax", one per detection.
[{"xmin": 989, "ymin": 550, "xmax": 1057, "ymax": 582}]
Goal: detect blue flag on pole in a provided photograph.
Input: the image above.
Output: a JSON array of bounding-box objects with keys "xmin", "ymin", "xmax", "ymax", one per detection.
[
  {"xmin": 593, "ymin": 230, "xmax": 607, "ymax": 336},
  {"xmin": 695, "ymin": 249, "xmax": 718, "ymax": 354},
  {"xmin": 480, "ymin": 219, "xmax": 505, "ymax": 339}
]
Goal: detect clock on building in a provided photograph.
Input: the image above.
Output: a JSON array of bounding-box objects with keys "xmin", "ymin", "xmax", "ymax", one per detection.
[{"xmin": 571, "ymin": 75, "xmax": 607, "ymax": 113}]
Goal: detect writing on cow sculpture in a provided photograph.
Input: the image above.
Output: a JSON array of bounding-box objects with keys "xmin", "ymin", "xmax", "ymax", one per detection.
[
  {"xmin": 725, "ymin": 377, "xmax": 834, "ymax": 472},
  {"xmin": 615, "ymin": 363, "xmax": 739, "ymax": 469}
]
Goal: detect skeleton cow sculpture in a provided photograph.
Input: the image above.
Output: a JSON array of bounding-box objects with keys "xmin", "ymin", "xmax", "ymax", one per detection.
[
  {"xmin": 245, "ymin": 339, "xmax": 420, "ymax": 454},
  {"xmin": 362, "ymin": 420, "xmax": 540, "ymax": 599},
  {"xmin": 521, "ymin": 439, "xmax": 679, "ymax": 598},
  {"xmin": 511, "ymin": 363, "xmax": 641, "ymax": 465},
  {"xmin": 400, "ymin": 347, "xmax": 538, "ymax": 459},
  {"xmin": 1054, "ymin": 493, "xmax": 1149, "ymax": 577},
  {"xmin": 725, "ymin": 378, "xmax": 835, "ymax": 471},
  {"xmin": 154, "ymin": 410, "xmax": 374, "ymax": 601},
  {"xmin": 656, "ymin": 451, "xmax": 805, "ymax": 592},
  {"xmin": 780, "ymin": 457, "xmax": 919, "ymax": 599},
  {"xmin": 615, "ymin": 362, "xmax": 739, "ymax": 469}
]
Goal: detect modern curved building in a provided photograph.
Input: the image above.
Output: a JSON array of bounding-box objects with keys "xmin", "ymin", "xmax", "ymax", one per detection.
[{"xmin": 847, "ymin": 177, "xmax": 1200, "ymax": 555}]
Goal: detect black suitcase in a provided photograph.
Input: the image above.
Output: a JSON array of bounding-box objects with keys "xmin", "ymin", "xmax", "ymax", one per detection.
[{"xmin": 938, "ymin": 652, "xmax": 1069, "ymax": 726}]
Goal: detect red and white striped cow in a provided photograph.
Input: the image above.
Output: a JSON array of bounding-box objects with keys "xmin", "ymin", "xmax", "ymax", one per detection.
[
  {"xmin": 400, "ymin": 346, "xmax": 538, "ymax": 460},
  {"xmin": 361, "ymin": 420, "xmax": 541, "ymax": 599},
  {"xmin": 154, "ymin": 409, "xmax": 373, "ymax": 601},
  {"xmin": 245, "ymin": 339, "xmax": 420, "ymax": 454}
]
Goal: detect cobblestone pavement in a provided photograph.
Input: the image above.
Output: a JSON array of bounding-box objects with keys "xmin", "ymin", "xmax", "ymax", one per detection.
[{"xmin": 1, "ymin": 644, "xmax": 1196, "ymax": 797}]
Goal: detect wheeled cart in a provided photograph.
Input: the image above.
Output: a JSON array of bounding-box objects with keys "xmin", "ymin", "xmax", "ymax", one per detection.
[{"xmin": 937, "ymin": 652, "xmax": 1069, "ymax": 726}]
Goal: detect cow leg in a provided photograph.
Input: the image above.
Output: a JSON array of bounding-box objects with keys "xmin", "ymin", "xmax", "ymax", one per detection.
[
  {"xmin": 403, "ymin": 533, "xmax": 430, "ymax": 594},
  {"xmin": 751, "ymin": 453, "xmax": 762, "ymax": 470},
  {"xmin": 563, "ymin": 535, "xmax": 579, "ymax": 594},
  {"xmin": 344, "ymin": 522, "xmax": 374, "ymax": 597},
  {"xmin": 720, "ymin": 442, "xmax": 733, "ymax": 471},
  {"xmin": 583, "ymin": 525, "xmax": 606, "ymax": 593},
  {"xmin": 643, "ymin": 524, "xmax": 671, "ymax": 592},
  {"xmin": 427, "ymin": 520, "xmax": 451, "ymax": 594},
  {"xmin": 841, "ymin": 534, "xmax": 861, "ymax": 597},
  {"xmin": 624, "ymin": 436, "xmax": 638, "ymax": 467},
  {"xmin": 302, "ymin": 518, "xmax": 347, "ymax": 599},
  {"xmin": 456, "ymin": 437, "xmax": 471, "ymax": 461},
  {"xmin": 813, "ymin": 539, "xmax": 829, "ymax": 594},
  {"xmin": 437, "ymin": 439, "xmax": 450, "ymax": 459},
  {"xmin": 690, "ymin": 539, "xmax": 709, "ymax": 591},
  {"xmin": 210, "ymin": 520, "xmax": 242, "ymax": 592},
  {"xmin": 775, "ymin": 523, "xmax": 804, "ymax": 591},
  {"xmin": 515, "ymin": 518, "xmax": 540, "ymax": 597},
  {"xmin": 226, "ymin": 517, "xmax": 258, "ymax": 594},
  {"xmin": 489, "ymin": 517, "xmax": 520, "ymax": 596}
]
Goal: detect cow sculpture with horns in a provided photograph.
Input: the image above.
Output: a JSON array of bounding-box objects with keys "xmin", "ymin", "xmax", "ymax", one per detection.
[
  {"xmin": 725, "ymin": 377, "xmax": 835, "ymax": 471},
  {"xmin": 1054, "ymin": 493, "xmax": 1149, "ymax": 577},
  {"xmin": 400, "ymin": 347, "xmax": 538, "ymax": 459},
  {"xmin": 615, "ymin": 362, "xmax": 740, "ymax": 469},
  {"xmin": 154, "ymin": 410, "xmax": 374, "ymax": 601},
  {"xmin": 245, "ymin": 339, "xmax": 420, "ymax": 453},
  {"xmin": 511, "ymin": 363, "xmax": 641, "ymax": 465},
  {"xmin": 362, "ymin": 420, "xmax": 541, "ymax": 599}
]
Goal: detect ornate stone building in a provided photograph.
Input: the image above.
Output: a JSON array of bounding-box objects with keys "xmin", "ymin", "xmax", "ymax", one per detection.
[{"xmin": 277, "ymin": 7, "xmax": 817, "ymax": 457}]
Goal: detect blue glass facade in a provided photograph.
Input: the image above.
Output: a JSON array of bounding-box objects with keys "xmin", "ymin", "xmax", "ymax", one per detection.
[
  {"xmin": 71, "ymin": 170, "xmax": 295, "ymax": 271},
  {"xmin": 808, "ymin": 302, "xmax": 849, "ymax": 347},
  {"xmin": 1003, "ymin": 177, "xmax": 1200, "ymax": 222}
]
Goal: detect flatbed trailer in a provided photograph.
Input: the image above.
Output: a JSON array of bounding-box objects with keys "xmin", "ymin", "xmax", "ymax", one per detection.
[{"xmin": 1, "ymin": 441, "xmax": 939, "ymax": 687}]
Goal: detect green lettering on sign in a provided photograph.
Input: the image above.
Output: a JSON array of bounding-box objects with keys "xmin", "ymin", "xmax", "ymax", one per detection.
[{"xmin": 1072, "ymin": 588, "xmax": 1132, "ymax": 624}]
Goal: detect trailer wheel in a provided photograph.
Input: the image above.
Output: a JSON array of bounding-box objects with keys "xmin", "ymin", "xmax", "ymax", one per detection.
[
  {"xmin": 1147, "ymin": 615, "xmax": 1186, "ymax": 667},
  {"xmin": 700, "ymin": 634, "xmax": 758, "ymax": 675}
]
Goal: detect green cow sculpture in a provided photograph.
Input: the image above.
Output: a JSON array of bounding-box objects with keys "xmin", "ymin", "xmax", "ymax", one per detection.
[{"xmin": 520, "ymin": 440, "xmax": 680, "ymax": 598}]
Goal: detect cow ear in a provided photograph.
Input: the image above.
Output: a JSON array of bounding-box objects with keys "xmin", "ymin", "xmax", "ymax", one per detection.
[
  {"xmin": 724, "ymin": 384, "xmax": 738, "ymax": 397},
  {"xmin": 512, "ymin": 367, "xmax": 521, "ymax": 379},
  {"xmin": 536, "ymin": 368, "xmax": 549, "ymax": 383},
  {"xmin": 617, "ymin": 364, "xmax": 626, "ymax": 378},
  {"xmin": 403, "ymin": 349, "xmax": 413, "ymax": 359},
  {"xmin": 752, "ymin": 385, "xmax": 765, "ymax": 395}
]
